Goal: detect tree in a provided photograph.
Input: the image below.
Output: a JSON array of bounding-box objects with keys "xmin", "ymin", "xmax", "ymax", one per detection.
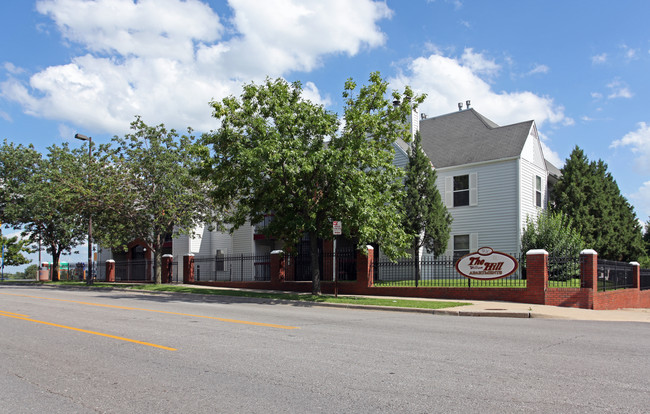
[
  {"xmin": 196, "ymin": 73, "xmax": 423, "ymax": 294},
  {"xmin": 0, "ymin": 141, "xmax": 88, "ymax": 281},
  {"xmin": 24, "ymin": 264, "xmax": 39, "ymax": 279},
  {"xmin": 552, "ymin": 146, "xmax": 645, "ymax": 262},
  {"xmin": 0, "ymin": 235, "xmax": 35, "ymax": 267},
  {"xmin": 98, "ymin": 117, "xmax": 213, "ymax": 284},
  {"xmin": 402, "ymin": 131, "xmax": 451, "ymax": 284},
  {"xmin": 521, "ymin": 210, "xmax": 585, "ymax": 280}
]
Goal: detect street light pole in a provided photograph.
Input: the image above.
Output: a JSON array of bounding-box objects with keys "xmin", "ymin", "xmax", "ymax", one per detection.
[{"xmin": 74, "ymin": 133, "xmax": 93, "ymax": 285}]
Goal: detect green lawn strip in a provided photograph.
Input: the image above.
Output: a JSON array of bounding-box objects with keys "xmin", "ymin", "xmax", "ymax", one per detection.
[{"xmin": 35, "ymin": 281, "xmax": 470, "ymax": 310}]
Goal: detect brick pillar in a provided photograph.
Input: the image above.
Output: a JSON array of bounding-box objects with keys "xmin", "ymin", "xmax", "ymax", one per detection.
[
  {"xmin": 183, "ymin": 254, "xmax": 195, "ymax": 284},
  {"xmin": 630, "ymin": 261, "xmax": 640, "ymax": 289},
  {"xmin": 270, "ymin": 250, "xmax": 285, "ymax": 284},
  {"xmin": 162, "ymin": 254, "xmax": 173, "ymax": 283},
  {"xmin": 580, "ymin": 249, "xmax": 598, "ymax": 290},
  {"xmin": 106, "ymin": 260, "xmax": 115, "ymax": 282},
  {"xmin": 526, "ymin": 249, "xmax": 548, "ymax": 304},
  {"xmin": 356, "ymin": 245, "xmax": 375, "ymax": 288}
]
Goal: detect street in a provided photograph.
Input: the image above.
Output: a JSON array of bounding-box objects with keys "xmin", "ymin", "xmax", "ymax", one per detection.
[{"xmin": 1, "ymin": 285, "xmax": 648, "ymax": 413}]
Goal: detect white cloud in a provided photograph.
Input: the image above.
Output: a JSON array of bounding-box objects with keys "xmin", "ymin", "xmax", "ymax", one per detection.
[
  {"xmin": 538, "ymin": 132, "xmax": 563, "ymax": 167},
  {"xmin": 527, "ymin": 64, "xmax": 549, "ymax": 76},
  {"xmin": 0, "ymin": 109, "xmax": 11, "ymax": 122},
  {"xmin": 591, "ymin": 53, "xmax": 607, "ymax": 64},
  {"xmin": 3, "ymin": 62, "xmax": 25, "ymax": 75},
  {"xmin": 607, "ymin": 79, "xmax": 633, "ymax": 99},
  {"xmin": 621, "ymin": 44, "xmax": 638, "ymax": 61},
  {"xmin": 629, "ymin": 181, "xmax": 650, "ymax": 221},
  {"xmin": 591, "ymin": 92, "xmax": 603, "ymax": 100},
  {"xmin": 2, "ymin": 0, "xmax": 393, "ymax": 134},
  {"xmin": 611, "ymin": 122, "xmax": 650, "ymax": 174},
  {"xmin": 389, "ymin": 49, "xmax": 571, "ymax": 129},
  {"xmin": 300, "ymin": 82, "xmax": 331, "ymax": 107},
  {"xmin": 460, "ymin": 48, "xmax": 500, "ymax": 78}
]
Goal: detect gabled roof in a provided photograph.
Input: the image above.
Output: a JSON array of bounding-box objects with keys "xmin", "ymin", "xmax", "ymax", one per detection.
[{"xmin": 418, "ymin": 108, "xmax": 534, "ymax": 168}]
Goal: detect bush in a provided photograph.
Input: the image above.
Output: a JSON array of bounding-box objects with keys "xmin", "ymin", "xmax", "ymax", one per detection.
[{"xmin": 521, "ymin": 211, "xmax": 585, "ymax": 281}]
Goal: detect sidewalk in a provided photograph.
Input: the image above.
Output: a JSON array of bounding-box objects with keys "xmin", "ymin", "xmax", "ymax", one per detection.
[{"xmin": 129, "ymin": 283, "xmax": 650, "ymax": 323}]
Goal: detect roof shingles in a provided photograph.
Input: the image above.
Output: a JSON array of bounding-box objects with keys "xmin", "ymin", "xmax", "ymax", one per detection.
[{"xmin": 418, "ymin": 109, "xmax": 533, "ymax": 168}]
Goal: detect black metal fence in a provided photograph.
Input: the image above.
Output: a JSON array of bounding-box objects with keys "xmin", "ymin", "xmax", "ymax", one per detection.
[
  {"xmin": 284, "ymin": 250, "xmax": 357, "ymax": 282},
  {"xmin": 114, "ymin": 259, "xmax": 152, "ymax": 282},
  {"xmin": 547, "ymin": 254, "xmax": 583, "ymax": 288},
  {"xmin": 640, "ymin": 268, "xmax": 650, "ymax": 291},
  {"xmin": 194, "ymin": 254, "xmax": 270, "ymax": 282},
  {"xmin": 373, "ymin": 254, "xmax": 525, "ymax": 288},
  {"xmin": 597, "ymin": 259, "xmax": 634, "ymax": 291}
]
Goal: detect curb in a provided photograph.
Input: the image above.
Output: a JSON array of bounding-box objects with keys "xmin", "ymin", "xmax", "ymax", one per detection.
[{"xmin": 19, "ymin": 283, "xmax": 537, "ymax": 318}]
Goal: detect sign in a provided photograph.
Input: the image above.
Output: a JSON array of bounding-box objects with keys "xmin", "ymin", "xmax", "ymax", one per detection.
[
  {"xmin": 332, "ymin": 220, "xmax": 342, "ymax": 236},
  {"xmin": 455, "ymin": 247, "xmax": 518, "ymax": 280}
]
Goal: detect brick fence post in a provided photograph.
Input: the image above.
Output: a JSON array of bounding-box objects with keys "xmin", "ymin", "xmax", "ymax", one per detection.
[
  {"xmin": 105, "ymin": 260, "xmax": 115, "ymax": 282},
  {"xmin": 183, "ymin": 254, "xmax": 195, "ymax": 284},
  {"xmin": 162, "ymin": 254, "xmax": 173, "ymax": 283},
  {"xmin": 270, "ymin": 250, "xmax": 285, "ymax": 284},
  {"xmin": 356, "ymin": 246, "xmax": 375, "ymax": 288},
  {"xmin": 580, "ymin": 249, "xmax": 598, "ymax": 290},
  {"xmin": 630, "ymin": 261, "xmax": 640, "ymax": 289},
  {"xmin": 526, "ymin": 249, "xmax": 548, "ymax": 304}
]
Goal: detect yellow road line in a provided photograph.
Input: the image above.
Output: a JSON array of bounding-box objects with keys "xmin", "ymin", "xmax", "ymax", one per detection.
[
  {"xmin": 0, "ymin": 310, "xmax": 29, "ymax": 318},
  {"xmin": 0, "ymin": 312, "xmax": 176, "ymax": 351},
  {"xmin": 0, "ymin": 292, "xmax": 299, "ymax": 330}
]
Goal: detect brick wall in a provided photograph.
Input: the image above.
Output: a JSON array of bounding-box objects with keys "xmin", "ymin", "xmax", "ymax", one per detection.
[{"xmin": 189, "ymin": 248, "xmax": 650, "ymax": 310}]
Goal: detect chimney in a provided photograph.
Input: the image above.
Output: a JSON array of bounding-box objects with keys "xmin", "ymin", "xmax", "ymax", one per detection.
[
  {"xmin": 466, "ymin": 100, "xmax": 471, "ymax": 109},
  {"xmin": 458, "ymin": 102, "xmax": 463, "ymax": 111}
]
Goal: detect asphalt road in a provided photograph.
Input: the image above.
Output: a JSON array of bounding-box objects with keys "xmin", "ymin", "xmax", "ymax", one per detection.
[{"xmin": 1, "ymin": 285, "xmax": 648, "ymax": 413}]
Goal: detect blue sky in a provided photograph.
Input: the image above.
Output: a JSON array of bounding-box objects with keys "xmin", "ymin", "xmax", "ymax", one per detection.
[{"xmin": 2, "ymin": 0, "xmax": 650, "ymax": 270}]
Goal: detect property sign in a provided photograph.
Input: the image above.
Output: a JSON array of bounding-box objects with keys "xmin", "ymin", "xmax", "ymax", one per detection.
[
  {"xmin": 332, "ymin": 220, "xmax": 342, "ymax": 236},
  {"xmin": 455, "ymin": 247, "xmax": 519, "ymax": 280}
]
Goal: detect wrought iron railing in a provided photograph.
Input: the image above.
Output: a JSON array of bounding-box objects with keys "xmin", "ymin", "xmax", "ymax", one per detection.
[{"xmin": 597, "ymin": 259, "xmax": 634, "ymax": 291}]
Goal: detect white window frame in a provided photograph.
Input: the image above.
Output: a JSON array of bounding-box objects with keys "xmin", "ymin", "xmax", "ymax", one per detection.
[
  {"xmin": 445, "ymin": 173, "xmax": 478, "ymax": 208},
  {"xmin": 534, "ymin": 175, "xmax": 542, "ymax": 208}
]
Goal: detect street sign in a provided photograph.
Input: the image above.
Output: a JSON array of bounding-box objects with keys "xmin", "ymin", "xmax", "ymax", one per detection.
[{"xmin": 332, "ymin": 220, "xmax": 342, "ymax": 236}]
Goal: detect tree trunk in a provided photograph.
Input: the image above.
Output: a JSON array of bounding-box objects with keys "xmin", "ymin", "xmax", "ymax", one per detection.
[
  {"xmin": 309, "ymin": 231, "xmax": 321, "ymax": 295},
  {"xmin": 153, "ymin": 233, "xmax": 162, "ymax": 284},
  {"xmin": 414, "ymin": 240, "xmax": 421, "ymax": 288},
  {"xmin": 51, "ymin": 246, "xmax": 60, "ymax": 282}
]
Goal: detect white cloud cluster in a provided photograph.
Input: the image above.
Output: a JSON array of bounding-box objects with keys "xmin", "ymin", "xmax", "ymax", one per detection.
[
  {"xmin": 630, "ymin": 181, "xmax": 650, "ymax": 221},
  {"xmin": 389, "ymin": 49, "xmax": 570, "ymax": 165},
  {"xmin": 1, "ymin": 0, "xmax": 392, "ymax": 134},
  {"xmin": 611, "ymin": 122, "xmax": 650, "ymax": 174},
  {"xmin": 606, "ymin": 79, "xmax": 633, "ymax": 99}
]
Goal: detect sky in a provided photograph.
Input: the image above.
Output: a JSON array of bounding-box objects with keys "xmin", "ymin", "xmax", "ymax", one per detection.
[{"xmin": 1, "ymin": 0, "xmax": 650, "ymax": 271}]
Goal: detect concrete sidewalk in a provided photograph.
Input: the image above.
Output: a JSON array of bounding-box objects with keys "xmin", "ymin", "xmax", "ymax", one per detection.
[{"xmin": 129, "ymin": 283, "xmax": 650, "ymax": 323}]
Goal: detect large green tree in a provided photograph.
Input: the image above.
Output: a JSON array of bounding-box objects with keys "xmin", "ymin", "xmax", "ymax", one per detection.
[
  {"xmin": 402, "ymin": 131, "xmax": 451, "ymax": 284},
  {"xmin": 0, "ymin": 141, "xmax": 88, "ymax": 281},
  {"xmin": 0, "ymin": 235, "xmax": 35, "ymax": 267},
  {"xmin": 196, "ymin": 73, "xmax": 423, "ymax": 294},
  {"xmin": 552, "ymin": 146, "xmax": 645, "ymax": 262},
  {"xmin": 98, "ymin": 117, "xmax": 213, "ymax": 284}
]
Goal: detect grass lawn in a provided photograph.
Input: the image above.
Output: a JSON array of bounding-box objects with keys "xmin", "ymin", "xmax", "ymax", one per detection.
[{"xmin": 17, "ymin": 281, "xmax": 471, "ymax": 310}]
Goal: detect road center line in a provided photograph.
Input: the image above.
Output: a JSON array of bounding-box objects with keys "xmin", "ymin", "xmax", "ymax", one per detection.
[
  {"xmin": 0, "ymin": 311, "xmax": 176, "ymax": 351},
  {"xmin": 0, "ymin": 292, "xmax": 299, "ymax": 330}
]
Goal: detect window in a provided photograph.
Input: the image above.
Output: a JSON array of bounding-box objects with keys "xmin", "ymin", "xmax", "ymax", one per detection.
[
  {"xmin": 445, "ymin": 173, "xmax": 477, "ymax": 208},
  {"xmin": 453, "ymin": 235, "xmax": 470, "ymax": 259},
  {"xmin": 535, "ymin": 175, "xmax": 542, "ymax": 207},
  {"xmin": 453, "ymin": 175, "xmax": 469, "ymax": 207}
]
